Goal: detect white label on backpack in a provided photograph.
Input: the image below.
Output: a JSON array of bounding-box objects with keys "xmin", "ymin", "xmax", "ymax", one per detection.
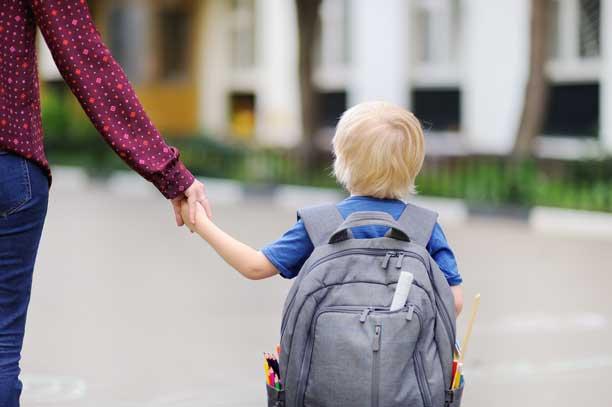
[{"xmin": 390, "ymin": 271, "xmax": 414, "ymax": 311}]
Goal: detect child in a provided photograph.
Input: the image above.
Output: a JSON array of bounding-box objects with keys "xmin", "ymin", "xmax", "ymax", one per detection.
[{"xmin": 181, "ymin": 101, "xmax": 463, "ymax": 315}]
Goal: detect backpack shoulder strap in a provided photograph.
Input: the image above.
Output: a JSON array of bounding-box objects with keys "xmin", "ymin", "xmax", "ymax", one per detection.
[
  {"xmin": 397, "ymin": 203, "xmax": 439, "ymax": 247},
  {"xmin": 297, "ymin": 203, "xmax": 345, "ymax": 247}
]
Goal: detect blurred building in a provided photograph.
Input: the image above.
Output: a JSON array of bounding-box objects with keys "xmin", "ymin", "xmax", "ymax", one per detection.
[{"xmin": 39, "ymin": 0, "xmax": 611, "ymax": 158}]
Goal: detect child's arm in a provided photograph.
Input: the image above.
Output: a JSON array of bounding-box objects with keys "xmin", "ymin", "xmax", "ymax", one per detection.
[
  {"xmin": 180, "ymin": 202, "xmax": 278, "ymax": 280},
  {"xmin": 451, "ymin": 285, "xmax": 464, "ymax": 316}
]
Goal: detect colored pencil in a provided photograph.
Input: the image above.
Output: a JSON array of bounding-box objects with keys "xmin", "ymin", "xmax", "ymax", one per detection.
[
  {"xmin": 264, "ymin": 356, "xmax": 271, "ymax": 386},
  {"xmin": 460, "ymin": 293, "xmax": 481, "ymax": 364},
  {"xmin": 268, "ymin": 367, "xmax": 276, "ymax": 388},
  {"xmin": 452, "ymin": 293, "xmax": 481, "ymax": 389}
]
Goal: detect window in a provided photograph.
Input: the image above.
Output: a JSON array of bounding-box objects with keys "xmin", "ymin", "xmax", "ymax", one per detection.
[
  {"xmin": 158, "ymin": 7, "xmax": 192, "ymax": 81},
  {"xmin": 412, "ymin": 0, "xmax": 460, "ymax": 66},
  {"xmin": 414, "ymin": 7, "xmax": 433, "ymax": 63},
  {"xmin": 412, "ymin": 89, "xmax": 461, "ymax": 132},
  {"xmin": 545, "ymin": 0, "xmax": 600, "ymax": 138},
  {"xmin": 316, "ymin": 0, "xmax": 351, "ymax": 69},
  {"xmin": 579, "ymin": 0, "xmax": 600, "ymax": 58},
  {"xmin": 543, "ymin": 83, "xmax": 599, "ymax": 138},
  {"xmin": 548, "ymin": 0, "xmax": 601, "ymax": 62},
  {"xmin": 548, "ymin": 0, "xmax": 561, "ymax": 59},
  {"xmin": 411, "ymin": 0, "xmax": 461, "ymax": 88},
  {"xmin": 411, "ymin": 1, "xmax": 462, "ymax": 133},
  {"xmin": 230, "ymin": 0, "xmax": 256, "ymax": 69},
  {"xmin": 317, "ymin": 91, "xmax": 347, "ymax": 128},
  {"xmin": 229, "ymin": 93, "xmax": 256, "ymax": 139}
]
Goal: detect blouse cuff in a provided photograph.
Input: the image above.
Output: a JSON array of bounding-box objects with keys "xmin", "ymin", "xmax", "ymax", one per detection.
[{"xmin": 151, "ymin": 152, "xmax": 195, "ymax": 199}]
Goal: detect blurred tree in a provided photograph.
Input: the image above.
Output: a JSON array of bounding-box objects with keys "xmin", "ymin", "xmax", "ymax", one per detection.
[
  {"xmin": 514, "ymin": 0, "xmax": 551, "ymax": 158},
  {"xmin": 296, "ymin": 0, "xmax": 323, "ymax": 169}
]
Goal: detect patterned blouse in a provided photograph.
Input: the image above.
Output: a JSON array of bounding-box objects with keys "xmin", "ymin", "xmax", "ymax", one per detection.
[{"xmin": 0, "ymin": 0, "xmax": 195, "ymax": 198}]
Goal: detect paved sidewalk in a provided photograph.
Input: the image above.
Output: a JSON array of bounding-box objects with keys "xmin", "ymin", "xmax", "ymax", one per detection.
[{"xmin": 20, "ymin": 182, "xmax": 612, "ymax": 406}]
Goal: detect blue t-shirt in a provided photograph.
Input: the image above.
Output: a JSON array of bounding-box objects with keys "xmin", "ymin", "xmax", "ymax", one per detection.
[{"xmin": 262, "ymin": 196, "xmax": 462, "ymax": 286}]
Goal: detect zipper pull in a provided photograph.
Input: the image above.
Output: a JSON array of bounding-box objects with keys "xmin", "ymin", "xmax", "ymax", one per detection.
[
  {"xmin": 372, "ymin": 325, "xmax": 381, "ymax": 351},
  {"xmin": 360, "ymin": 307, "xmax": 372, "ymax": 323},
  {"xmin": 382, "ymin": 252, "xmax": 394, "ymax": 269},
  {"xmin": 395, "ymin": 252, "xmax": 405, "ymax": 269},
  {"xmin": 406, "ymin": 305, "xmax": 415, "ymax": 321}
]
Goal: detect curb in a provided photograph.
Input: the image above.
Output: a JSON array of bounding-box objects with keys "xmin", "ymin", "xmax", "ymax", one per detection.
[{"xmin": 529, "ymin": 206, "xmax": 612, "ymax": 238}]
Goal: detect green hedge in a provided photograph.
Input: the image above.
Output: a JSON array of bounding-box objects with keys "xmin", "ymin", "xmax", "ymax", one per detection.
[
  {"xmin": 41, "ymin": 88, "xmax": 612, "ymax": 212},
  {"xmin": 418, "ymin": 157, "xmax": 612, "ymax": 212}
]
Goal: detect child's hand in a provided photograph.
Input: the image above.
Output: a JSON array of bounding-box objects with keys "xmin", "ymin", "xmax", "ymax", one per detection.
[
  {"xmin": 179, "ymin": 200, "xmax": 194, "ymax": 231},
  {"xmin": 451, "ymin": 285, "xmax": 464, "ymax": 316},
  {"xmin": 180, "ymin": 199, "xmax": 208, "ymax": 232}
]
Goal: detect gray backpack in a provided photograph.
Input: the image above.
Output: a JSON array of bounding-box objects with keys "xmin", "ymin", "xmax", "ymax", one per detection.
[{"xmin": 272, "ymin": 203, "xmax": 464, "ymax": 407}]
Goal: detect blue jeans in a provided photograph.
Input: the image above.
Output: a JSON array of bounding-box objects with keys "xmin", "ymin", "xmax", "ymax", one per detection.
[{"xmin": 0, "ymin": 151, "xmax": 49, "ymax": 406}]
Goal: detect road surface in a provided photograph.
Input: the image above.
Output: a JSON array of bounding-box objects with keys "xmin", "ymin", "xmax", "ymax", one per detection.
[{"xmin": 20, "ymin": 179, "xmax": 612, "ymax": 406}]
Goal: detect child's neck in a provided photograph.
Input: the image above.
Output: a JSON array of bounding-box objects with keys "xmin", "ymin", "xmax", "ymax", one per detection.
[{"xmin": 349, "ymin": 193, "xmax": 405, "ymax": 202}]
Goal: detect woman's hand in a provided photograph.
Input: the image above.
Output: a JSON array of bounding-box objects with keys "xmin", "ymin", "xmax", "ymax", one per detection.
[{"xmin": 171, "ymin": 180, "xmax": 212, "ymax": 227}]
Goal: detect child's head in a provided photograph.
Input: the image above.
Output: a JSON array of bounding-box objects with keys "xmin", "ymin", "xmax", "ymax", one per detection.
[{"xmin": 332, "ymin": 101, "xmax": 425, "ymax": 200}]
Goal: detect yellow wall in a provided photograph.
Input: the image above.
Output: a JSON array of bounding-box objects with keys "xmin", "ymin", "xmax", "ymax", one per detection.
[
  {"xmin": 135, "ymin": 84, "xmax": 199, "ymax": 135},
  {"xmin": 91, "ymin": 0, "xmax": 203, "ymax": 136}
]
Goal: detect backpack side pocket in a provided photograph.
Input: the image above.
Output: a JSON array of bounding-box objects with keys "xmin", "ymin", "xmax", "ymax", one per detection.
[
  {"xmin": 266, "ymin": 384, "xmax": 285, "ymax": 407},
  {"xmin": 445, "ymin": 381, "xmax": 465, "ymax": 407}
]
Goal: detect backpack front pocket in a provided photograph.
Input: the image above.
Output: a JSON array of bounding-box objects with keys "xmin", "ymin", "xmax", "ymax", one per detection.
[{"xmin": 300, "ymin": 306, "xmax": 426, "ymax": 407}]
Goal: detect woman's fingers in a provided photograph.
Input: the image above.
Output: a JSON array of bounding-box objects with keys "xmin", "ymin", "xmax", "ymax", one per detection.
[
  {"xmin": 183, "ymin": 180, "xmax": 212, "ymax": 224},
  {"xmin": 171, "ymin": 199, "xmax": 184, "ymax": 227}
]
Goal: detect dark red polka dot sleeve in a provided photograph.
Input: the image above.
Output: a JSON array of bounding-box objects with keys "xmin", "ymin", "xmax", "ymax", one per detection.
[{"xmin": 0, "ymin": 0, "xmax": 195, "ymax": 199}]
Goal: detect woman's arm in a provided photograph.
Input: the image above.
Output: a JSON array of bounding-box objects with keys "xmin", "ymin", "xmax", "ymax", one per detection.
[
  {"xmin": 180, "ymin": 202, "xmax": 278, "ymax": 280},
  {"xmin": 30, "ymin": 0, "xmax": 193, "ymax": 199}
]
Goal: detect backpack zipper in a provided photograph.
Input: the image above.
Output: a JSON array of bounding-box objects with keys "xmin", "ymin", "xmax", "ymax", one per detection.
[
  {"xmin": 395, "ymin": 252, "xmax": 406, "ymax": 269},
  {"xmin": 372, "ymin": 324, "xmax": 382, "ymax": 407},
  {"xmin": 381, "ymin": 251, "xmax": 394, "ymax": 268},
  {"xmin": 415, "ymin": 351, "xmax": 433, "ymax": 407}
]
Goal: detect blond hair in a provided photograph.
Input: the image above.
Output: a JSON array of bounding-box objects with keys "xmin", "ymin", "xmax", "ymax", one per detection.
[{"xmin": 332, "ymin": 101, "xmax": 425, "ymax": 199}]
